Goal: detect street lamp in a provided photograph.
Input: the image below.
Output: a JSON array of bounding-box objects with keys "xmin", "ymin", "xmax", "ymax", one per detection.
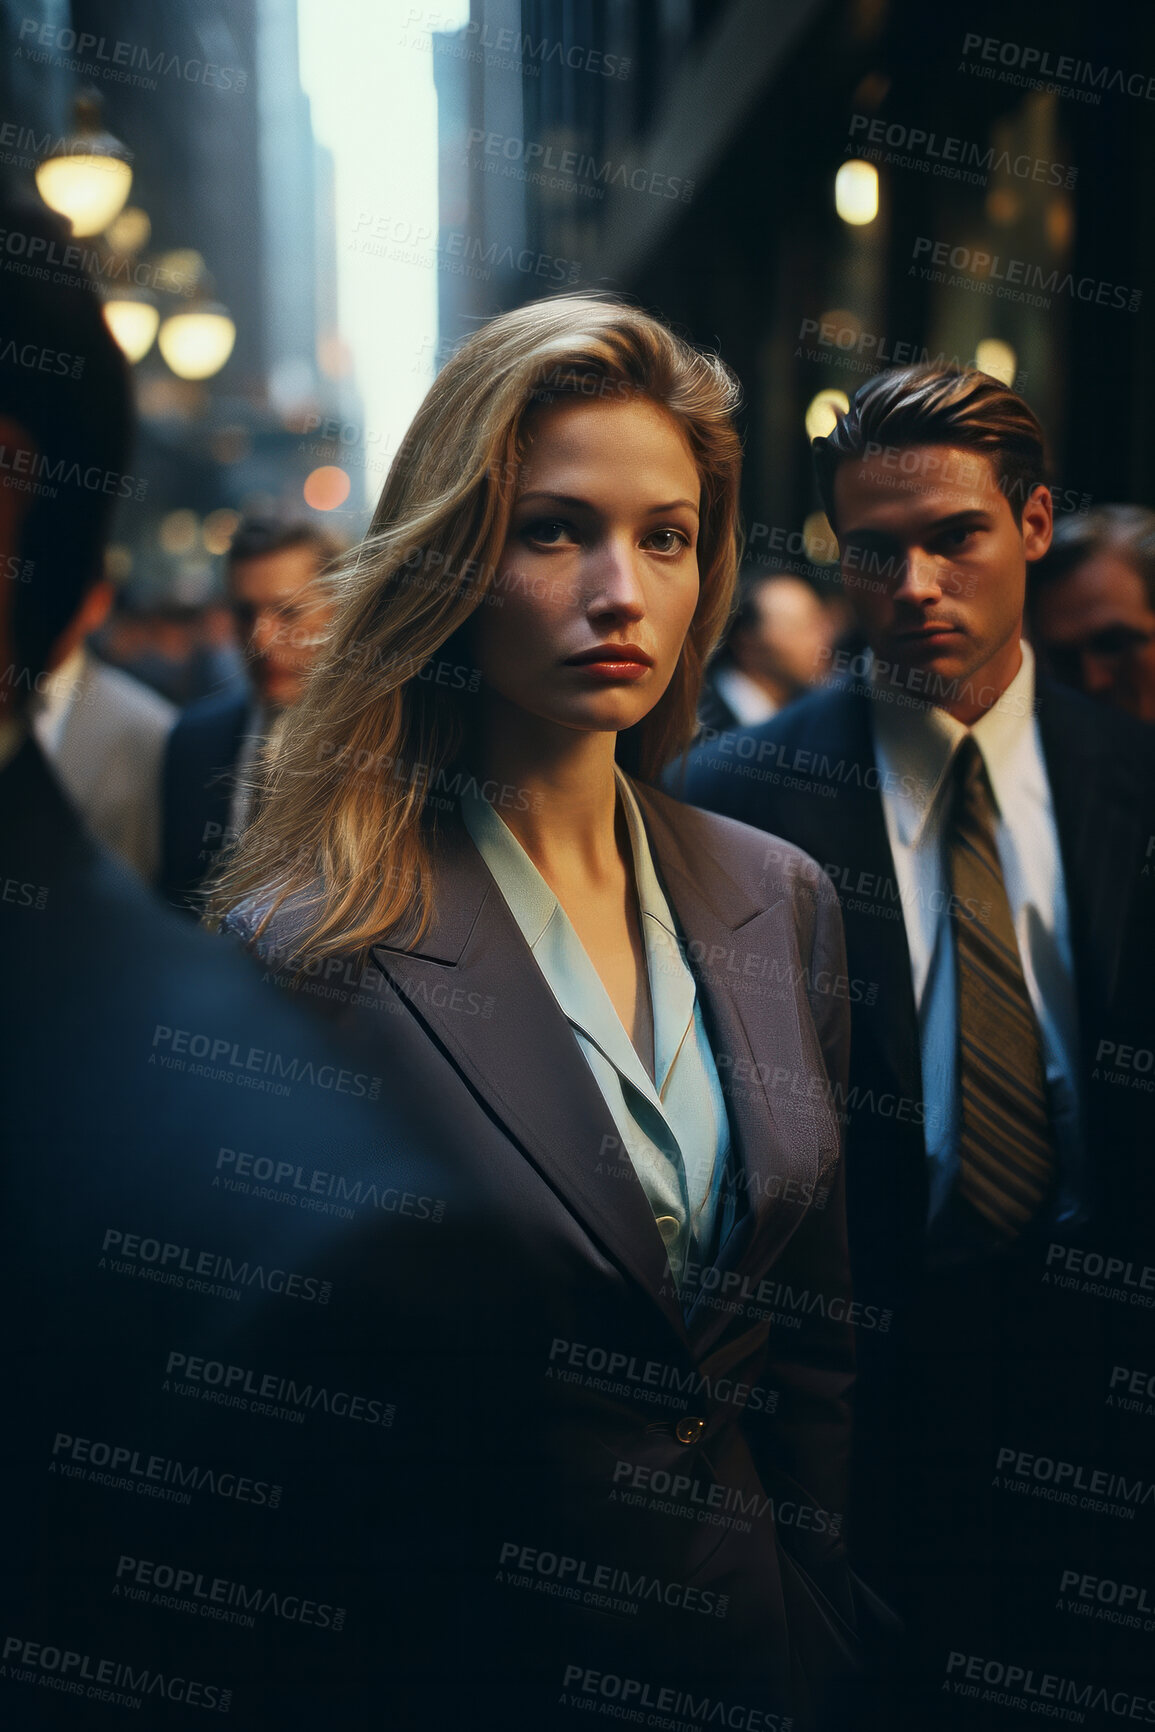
[
  {"xmin": 103, "ymin": 290, "xmax": 160, "ymax": 363},
  {"xmin": 158, "ymin": 301, "xmax": 237, "ymax": 380},
  {"xmin": 834, "ymin": 160, "xmax": 879, "ymax": 226},
  {"xmin": 35, "ymin": 94, "xmax": 133, "ymax": 237}
]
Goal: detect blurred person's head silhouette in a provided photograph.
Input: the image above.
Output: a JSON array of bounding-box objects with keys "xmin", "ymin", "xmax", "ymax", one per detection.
[
  {"xmin": 224, "ymin": 516, "xmax": 344, "ymax": 713},
  {"xmin": 1029, "ymin": 505, "xmax": 1155, "ymax": 723},
  {"xmin": 0, "ymin": 195, "xmax": 133, "ymax": 734},
  {"xmin": 718, "ymin": 570, "xmax": 835, "ymax": 709}
]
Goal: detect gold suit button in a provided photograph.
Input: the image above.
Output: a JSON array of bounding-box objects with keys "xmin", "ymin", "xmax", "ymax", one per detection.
[
  {"xmin": 656, "ymin": 1214, "xmax": 680, "ymax": 1246},
  {"xmin": 675, "ymin": 1416, "xmax": 705, "ymax": 1445}
]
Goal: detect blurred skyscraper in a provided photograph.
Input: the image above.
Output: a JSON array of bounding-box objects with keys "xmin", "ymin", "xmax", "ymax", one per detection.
[{"xmin": 0, "ymin": 0, "xmax": 364, "ymax": 608}]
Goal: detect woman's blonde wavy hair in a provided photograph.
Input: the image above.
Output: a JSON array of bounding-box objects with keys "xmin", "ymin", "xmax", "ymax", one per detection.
[{"xmin": 207, "ymin": 292, "xmax": 743, "ymax": 961}]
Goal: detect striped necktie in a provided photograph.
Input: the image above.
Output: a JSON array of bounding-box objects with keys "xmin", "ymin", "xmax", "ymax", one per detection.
[{"xmin": 946, "ymin": 735, "xmax": 1056, "ymax": 1240}]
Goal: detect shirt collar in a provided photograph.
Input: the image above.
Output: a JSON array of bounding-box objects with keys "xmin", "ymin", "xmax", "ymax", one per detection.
[
  {"xmin": 869, "ymin": 639, "xmax": 1038, "ymax": 848},
  {"xmin": 30, "ymin": 642, "xmax": 87, "ymax": 754},
  {"xmin": 459, "ymin": 765, "xmax": 697, "ymax": 1101},
  {"xmin": 712, "ymin": 663, "xmax": 780, "ymax": 728}
]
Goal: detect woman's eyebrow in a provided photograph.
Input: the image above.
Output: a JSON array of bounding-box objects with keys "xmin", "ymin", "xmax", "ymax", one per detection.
[{"xmin": 514, "ymin": 490, "xmax": 699, "ymax": 515}]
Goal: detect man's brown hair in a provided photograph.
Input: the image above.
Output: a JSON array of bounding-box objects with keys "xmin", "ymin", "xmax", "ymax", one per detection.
[
  {"xmin": 227, "ymin": 516, "xmax": 346, "ymax": 573},
  {"xmin": 812, "ymin": 364, "xmax": 1049, "ymax": 529}
]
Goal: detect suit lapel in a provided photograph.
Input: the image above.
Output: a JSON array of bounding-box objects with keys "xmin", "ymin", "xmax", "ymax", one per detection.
[
  {"xmin": 631, "ymin": 787, "xmax": 845, "ymax": 1351},
  {"xmin": 371, "ymin": 810, "xmax": 691, "ymax": 1346}
]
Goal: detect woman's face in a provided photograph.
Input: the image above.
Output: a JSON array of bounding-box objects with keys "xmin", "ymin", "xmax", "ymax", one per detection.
[{"xmin": 472, "ymin": 393, "xmax": 703, "ymax": 739}]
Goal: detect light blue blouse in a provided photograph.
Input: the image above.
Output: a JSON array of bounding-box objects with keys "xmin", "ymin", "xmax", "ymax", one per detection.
[{"xmin": 459, "ymin": 768, "xmax": 736, "ymax": 1294}]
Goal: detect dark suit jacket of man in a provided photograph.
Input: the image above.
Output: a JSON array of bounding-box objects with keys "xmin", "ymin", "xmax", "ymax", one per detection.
[
  {"xmin": 670, "ymin": 677, "xmax": 1155, "ymax": 1717},
  {"xmin": 227, "ymin": 776, "xmax": 894, "ymax": 1730},
  {"xmin": 159, "ymin": 685, "xmax": 252, "ymax": 912},
  {"xmin": 0, "ymin": 736, "xmax": 562, "ymax": 1730}
]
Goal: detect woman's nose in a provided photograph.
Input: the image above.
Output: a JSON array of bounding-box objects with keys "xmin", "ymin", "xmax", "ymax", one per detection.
[{"xmin": 585, "ymin": 538, "xmax": 646, "ymax": 619}]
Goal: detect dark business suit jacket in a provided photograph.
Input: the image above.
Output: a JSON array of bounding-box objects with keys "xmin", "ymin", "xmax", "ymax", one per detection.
[
  {"xmin": 230, "ymin": 776, "xmax": 892, "ymax": 1730},
  {"xmin": 158, "ymin": 685, "xmax": 252, "ymax": 912},
  {"xmin": 671, "ymin": 679, "xmax": 1155, "ymax": 1720},
  {"xmin": 0, "ymin": 736, "xmax": 555, "ymax": 1730}
]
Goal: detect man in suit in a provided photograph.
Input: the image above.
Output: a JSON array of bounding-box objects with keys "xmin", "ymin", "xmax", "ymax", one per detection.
[
  {"xmin": 698, "ymin": 568, "xmax": 836, "ymax": 734},
  {"xmin": 673, "ymin": 366, "xmax": 1155, "ymax": 1725},
  {"xmin": 159, "ymin": 518, "xmax": 342, "ymax": 911}
]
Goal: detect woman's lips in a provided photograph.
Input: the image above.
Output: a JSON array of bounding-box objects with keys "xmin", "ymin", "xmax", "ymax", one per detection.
[{"xmin": 563, "ymin": 645, "xmax": 654, "ymax": 681}]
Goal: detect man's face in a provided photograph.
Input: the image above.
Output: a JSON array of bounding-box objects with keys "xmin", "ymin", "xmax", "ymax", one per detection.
[
  {"xmin": 833, "ymin": 443, "xmax": 1052, "ymax": 719},
  {"xmin": 733, "ymin": 576, "xmax": 833, "ymax": 695},
  {"xmin": 229, "ymin": 545, "xmax": 335, "ymax": 710},
  {"xmin": 1031, "ymin": 551, "xmax": 1155, "ymax": 723}
]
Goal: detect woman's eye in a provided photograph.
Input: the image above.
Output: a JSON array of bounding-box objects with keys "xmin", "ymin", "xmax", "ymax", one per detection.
[
  {"xmin": 523, "ymin": 517, "xmax": 576, "ymax": 546},
  {"xmin": 645, "ymin": 528, "xmax": 689, "ymax": 554}
]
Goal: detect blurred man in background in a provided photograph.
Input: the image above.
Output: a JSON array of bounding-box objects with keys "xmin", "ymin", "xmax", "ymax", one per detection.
[
  {"xmin": 28, "ymin": 570, "xmax": 175, "ymax": 881},
  {"xmin": 1029, "ymin": 504, "xmax": 1155, "ymax": 722},
  {"xmin": 159, "ymin": 516, "xmax": 342, "ymax": 911},
  {"xmin": 698, "ymin": 568, "xmax": 836, "ymax": 732}
]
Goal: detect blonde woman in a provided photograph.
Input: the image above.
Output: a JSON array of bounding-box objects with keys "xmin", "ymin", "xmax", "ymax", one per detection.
[{"xmin": 214, "ymin": 296, "xmax": 882, "ymax": 1729}]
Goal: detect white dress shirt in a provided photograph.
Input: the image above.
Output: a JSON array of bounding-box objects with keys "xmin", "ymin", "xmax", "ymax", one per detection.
[
  {"xmin": 460, "ymin": 766, "xmax": 737, "ymax": 1293},
  {"xmin": 869, "ymin": 642, "xmax": 1084, "ymax": 1246},
  {"xmin": 31, "ymin": 645, "xmax": 175, "ymax": 881},
  {"xmin": 712, "ymin": 664, "xmax": 781, "ymax": 728}
]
